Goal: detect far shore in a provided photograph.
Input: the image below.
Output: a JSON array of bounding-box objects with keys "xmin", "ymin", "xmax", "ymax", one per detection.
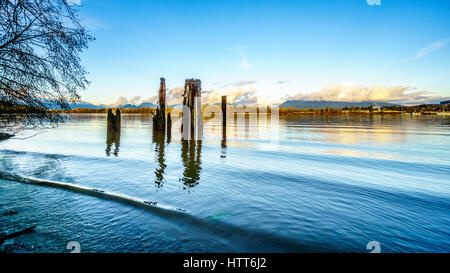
[{"xmin": 56, "ymin": 106, "xmax": 450, "ymax": 116}]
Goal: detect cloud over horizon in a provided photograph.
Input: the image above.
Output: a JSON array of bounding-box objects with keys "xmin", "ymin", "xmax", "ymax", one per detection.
[
  {"xmin": 140, "ymin": 86, "xmax": 260, "ymax": 106},
  {"xmin": 108, "ymin": 83, "xmax": 448, "ymax": 108},
  {"xmin": 129, "ymin": 96, "xmax": 142, "ymax": 105},
  {"xmin": 286, "ymin": 84, "xmax": 449, "ymax": 105},
  {"xmin": 203, "ymin": 87, "xmax": 258, "ymax": 105},
  {"xmin": 218, "ymin": 80, "xmax": 257, "ymax": 88},
  {"xmin": 114, "ymin": 96, "xmax": 128, "ymax": 106}
]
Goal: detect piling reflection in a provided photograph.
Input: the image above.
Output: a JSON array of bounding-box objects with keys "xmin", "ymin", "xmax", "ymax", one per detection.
[
  {"xmin": 245, "ymin": 112, "xmax": 250, "ymax": 139},
  {"xmin": 180, "ymin": 139, "xmax": 202, "ymax": 189},
  {"xmin": 221, "ymin": 124, "xmax": 227, "ymax": 159},
  {"xmin": 152, "ymin": 129, "xmax": 167, "ymax": 188},
  {"xmin": 166, "ymin": 119, "xmax": 172, "ymax": 144},
  {"xmin": 105, "ymin": 124, "xmax": 121, "ymax": 157}
]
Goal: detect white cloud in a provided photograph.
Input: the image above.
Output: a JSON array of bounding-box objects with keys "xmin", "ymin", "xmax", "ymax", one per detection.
[
  {"xmin": 277, "ymin": 80, "xmax": 290, "ymax": 85},
  {"xmin": 141, "ymin": 96, "xmax": 157, "ymax": 104},
  {"xmin": 129, "ymin": 96, "xmax": 142, "ymax": 106},
  {"xmin": 240, "ymin": 58, "xmax": 253, "ymax": 69},
  {"xmin": 393, "ymin": 37, "xmax": 450, "ymax": 64},
  {"xmin": 203, "ymin": 87, "xmax": 258, "ymax": 105},
  {"xmin": 219, "ymin": 80, "xmax": 257, "ymax": 88},
  {"xmin": 141, "ymin": 85, "xmax": 263, "ymax": 106},
  {"xmin": 286, "ymin": 83, "xmax": 448, "ymax": 105},
  {"xmin": 234, "ymin": 45, "xmax": 253, "ymax": 69},
  {"xmin": 109, "ymin": 83, "xmax": 447, "ymax": 108},
  {"xmin": 114, "ymin": 96, "xmax": 128, "ymax": 106},
  {"xmin": 414, "ymin": 37, "xmax": 450, "ymax": 59},
  {"xmin": 142, "ymin": 86, "xmax": 184, "ymax": 106},
  {"xmin": 165, "ymin": 86, "xmax": 185, "ymax": 105}
]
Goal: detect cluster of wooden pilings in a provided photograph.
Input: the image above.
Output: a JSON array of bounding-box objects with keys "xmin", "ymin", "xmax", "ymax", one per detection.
[
  {"xmin": 106, "ymin": 78, "xmax": 232, "ymax": 143},
  {"xmin": 107, "ymin": 108, "xmax": 121, "ymax": 130}
]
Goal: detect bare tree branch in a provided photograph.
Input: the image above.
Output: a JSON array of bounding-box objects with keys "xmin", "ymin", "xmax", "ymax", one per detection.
[{"xmin": 0, "ymin": 0, "xmax": 94, "ymax": 131}]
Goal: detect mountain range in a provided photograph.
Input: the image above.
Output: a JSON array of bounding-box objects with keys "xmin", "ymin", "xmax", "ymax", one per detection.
[
  {"xmin": 67, "ymin": 101, "xmax": 157, "ymax": 109},
  {"xmin": 66, "ymin": 100, "xmax": 403, "ymax": 110}
]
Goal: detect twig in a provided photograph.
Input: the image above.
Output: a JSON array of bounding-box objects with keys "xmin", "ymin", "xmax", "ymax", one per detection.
[
  {"xmin": 10, "ymin": 130, "xmax": 46, "ymax": 140},
  {"xmin": 0, "ymin": 225, "xmax": 36, "ymax": 244}
]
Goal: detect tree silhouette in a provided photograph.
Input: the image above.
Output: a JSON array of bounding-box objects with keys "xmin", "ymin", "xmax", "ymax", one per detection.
[{"xmin": 0, "ymin": 0, "xmax": 93, "ymax": 132}]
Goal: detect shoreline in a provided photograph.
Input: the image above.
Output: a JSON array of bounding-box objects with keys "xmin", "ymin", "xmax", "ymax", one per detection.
[{"xmin": 59, "ymin": 111, "xmax": 450, "ymax": 116}]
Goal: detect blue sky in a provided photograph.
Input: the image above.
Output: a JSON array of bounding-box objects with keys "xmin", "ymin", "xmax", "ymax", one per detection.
[{"xmin": 75, "ymin": 0, "xmax": 450, "ymax": 105}]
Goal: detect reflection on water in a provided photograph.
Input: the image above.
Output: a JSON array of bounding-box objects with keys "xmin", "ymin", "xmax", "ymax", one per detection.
[
  {"xmin": 221, "ymin": 124, "xmax": 227, "ymax": 160},
  {"xmin": 152, "ymin": 116, "xmax": 205, "ymax": 189},
  {"xmin": 281, "ymin": 114, "xmax": 445, "ymax": 146},
  {"xmin": 105, "ymin": 124, "xmax": 121, "ymax": 157},
  {"xmin": 152, "ymin": 128, "xmax": 167, "ymax": 188},
  {"xmin": 180, "ymin": 139, "xmax": 202, "ymax": 189}
]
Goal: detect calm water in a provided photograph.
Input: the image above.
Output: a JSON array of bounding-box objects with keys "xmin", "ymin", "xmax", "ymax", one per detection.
[{"xmin": 0, "ymin": 113, "xmax": 449, "ymax": 252}]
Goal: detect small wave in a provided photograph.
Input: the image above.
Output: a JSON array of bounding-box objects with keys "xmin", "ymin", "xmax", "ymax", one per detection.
[
  {"xmin": 0, "ymin": 171, "xmax": 331, "ymax": 252},
  {"xmin": 0, "ymin": 171, "xmax": 182, "ymax": 216}
]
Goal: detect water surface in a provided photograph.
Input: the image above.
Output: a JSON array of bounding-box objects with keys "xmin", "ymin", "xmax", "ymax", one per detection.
[{"xmin": 1, "ymin": 114, "xmax": 449, "ymax": 252}]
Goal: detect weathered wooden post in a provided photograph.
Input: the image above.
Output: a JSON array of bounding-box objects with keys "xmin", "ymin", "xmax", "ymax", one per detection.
[
  {"xmin": 107, "ymin": 108, "xmax": 121, "ymax": 129},
  {"xmin": 182, "ymin": 79, "xmax": 202, "ymax": 139},
  {"xmin": 107, "ymin": 108, "xmax": 114, "ymax": 126},
  {"xmin": 167, "ymin": 112, "xmax": 172, "ymax": 143},
  {"xmin": 221, "ymin": 96, "xmax": 227, "ymax": 127},
  {"xmin": 115, "ymin": 109, "xmax": 121, "ymax": 128},
  {"xmin": 159, "ymin": 77, "xmax": 166, "ymax": 124},
  {"xmin": 221, "ymin": 95, "xmax": 227, "ymax": 158},
  {"xmin": 106, "ymin": 108, "xmax": 121, "ymax": 156},
  {"xmin": 153, "ymin": 77, "xmax": 167, "ymax": 131}
]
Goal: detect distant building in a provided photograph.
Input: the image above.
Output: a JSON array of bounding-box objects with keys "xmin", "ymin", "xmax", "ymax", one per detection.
[{"xmin": 441, "ymin": 100, "xmax": 450, "ymax": 105}]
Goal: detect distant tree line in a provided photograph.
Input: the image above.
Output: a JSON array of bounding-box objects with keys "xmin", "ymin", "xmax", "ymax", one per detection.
[
  {"xmin": 278, "ymin": 104, "xmax": 449, "ymax": 115},
  {"xmin": 58, "ymin": 103, "xmax": 450, "ymax": 115},
  {"xmin": 58, "ymin": 107, "xmax": 177, "ymax": 115}
]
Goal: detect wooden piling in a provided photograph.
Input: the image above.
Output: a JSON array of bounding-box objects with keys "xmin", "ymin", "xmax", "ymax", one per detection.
[
  {"xmin": 153, "ymin": 77, "xmax": 167, "ymax": 131},
  {"xmin": 159, "ymin": 77, "xmax": 166, "ymax": 125},
  {"xmin": 167, "ymin": 112, "xmax": 172, "ymax": 143},
  {"xmin": 107, "ymin": 109, "xmax": 114, "ymax": 126},
  {"xmin": 182, "ymin": 79, "xmax": 202, "ymax": 139},
  {"xmin": 221, "ymin": 95, "xmax": 227, "ymax": 127},
  {"xmin": 115, "ymin": 109, "xmax": 121, "ymax": 127},
  {"xmin": 107, "ymin": 108, "xmax": 121, "ymax": 129}
]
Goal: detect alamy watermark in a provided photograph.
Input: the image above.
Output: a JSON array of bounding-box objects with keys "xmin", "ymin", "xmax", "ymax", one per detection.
[
  {"xmin": 366, "ymin": 241, "xmax": 381, "ymax": 253},
  {"xmin": 67, "ymin": 241, "xmax": 81, "ymax": 253}
]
